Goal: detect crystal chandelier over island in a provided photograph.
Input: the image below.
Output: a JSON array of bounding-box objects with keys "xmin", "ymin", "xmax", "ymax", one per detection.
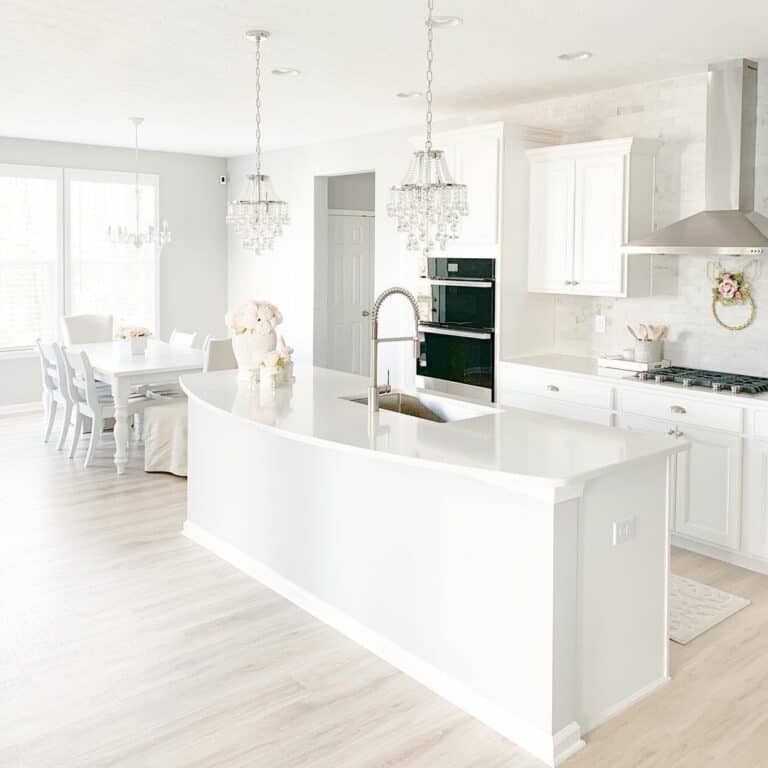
[
  {"xmin": 387, "ymin": 0, "xmax": 468, "ymax": 257},
  {"xmin": 226, "ymin": 30, "xmax": 290, "ymax": 254},
  {"xmin": 106, "ymin": 117, "xmax": 172, "ymax": 249}
]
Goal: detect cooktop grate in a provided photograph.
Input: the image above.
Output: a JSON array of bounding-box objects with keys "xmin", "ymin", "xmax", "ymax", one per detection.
[{"xmin": 636, "ymin": 366, "xmax": 768, "ymax": 394}]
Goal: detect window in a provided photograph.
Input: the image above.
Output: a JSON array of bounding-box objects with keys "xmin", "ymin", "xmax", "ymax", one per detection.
[
  {"xmin": 0, "ymin": 165, "xmax": 161, "ymax": 352},
  {"xmin": 0, "ymin": 165, "xmax": 62, "ymax": 350},
  {"xmin": 67, "ymin": 170, "xmax": 159, "ymax": 334}
]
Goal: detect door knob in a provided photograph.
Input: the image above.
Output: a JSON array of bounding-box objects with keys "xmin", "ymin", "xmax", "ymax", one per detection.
[{"xmin": 361, "ymin": 310, "xmax": 370, "ymax": 317}]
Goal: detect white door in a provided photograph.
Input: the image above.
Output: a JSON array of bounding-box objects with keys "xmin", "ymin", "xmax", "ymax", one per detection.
[
  {"xmin": 328, "ymin": 213, "xmax": 373, "ymax": 375},
  {"xmin": 527, "ymin": 158, "xmax": 575, "ymax": 292},
  {"xmin": 618, "ymin": 413, "xmax": 742, "ymax": 547},
  {"xmin": 573, "ymin": 152, "xmax": 626, "ymax": 296}
]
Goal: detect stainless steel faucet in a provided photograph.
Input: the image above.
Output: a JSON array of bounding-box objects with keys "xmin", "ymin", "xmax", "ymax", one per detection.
[{"xmin": 367, "ymin": 287, "xmax": 421, "ymax": 414}]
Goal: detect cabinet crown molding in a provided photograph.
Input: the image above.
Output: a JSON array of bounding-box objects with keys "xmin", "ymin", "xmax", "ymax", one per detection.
[{"xmin": 526, "ymin": 136, "xmax": 662, "ymax": 160}]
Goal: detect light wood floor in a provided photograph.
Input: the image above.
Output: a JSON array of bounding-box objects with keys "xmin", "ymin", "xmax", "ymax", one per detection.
[{"xmin": 2, "ymin": 412, "xmax": 768, "ymax": 767}]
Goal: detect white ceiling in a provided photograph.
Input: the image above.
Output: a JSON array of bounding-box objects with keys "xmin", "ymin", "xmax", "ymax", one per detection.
[{"xmin": 2, "ymin": 0, "xmax": 767, "ymax": 158}]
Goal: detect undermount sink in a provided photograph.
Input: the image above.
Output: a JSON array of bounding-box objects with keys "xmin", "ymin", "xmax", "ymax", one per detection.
[{"xmin": 342, "ymin": 391, "xmax": 498, "ymax": 423}]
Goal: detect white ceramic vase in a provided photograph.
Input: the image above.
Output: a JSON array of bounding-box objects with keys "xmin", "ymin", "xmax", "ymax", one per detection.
[
  {"xmin": 231, "ymin": 330, "xmax": 277, "ymax": 382},
  {"xmin": 128, "ymin": 337, "xmax": 147, "ymax": 356}
]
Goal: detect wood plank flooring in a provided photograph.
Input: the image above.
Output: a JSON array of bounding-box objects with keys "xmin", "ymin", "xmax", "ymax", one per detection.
[{"xmin": 2, "ymin": 411, "xmax": 768, "ymax": 767}]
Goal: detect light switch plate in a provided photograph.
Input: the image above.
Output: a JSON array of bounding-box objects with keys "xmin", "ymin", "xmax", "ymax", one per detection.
[
  {"xmin": 613, "ymin": 516, "xmax": 637, "ymax": 546},
  {"xmin": 594, "ymin": 314, "xmax": 606, "ymax": 334}
]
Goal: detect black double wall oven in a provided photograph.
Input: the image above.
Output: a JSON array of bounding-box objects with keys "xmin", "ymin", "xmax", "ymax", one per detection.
[{"xmin": 417, "ymin": 258, "xmax": 495, "ymax": 402}]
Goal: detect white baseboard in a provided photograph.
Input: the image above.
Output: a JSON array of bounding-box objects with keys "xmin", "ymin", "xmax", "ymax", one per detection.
[
  {"xmin": 183, "ymin": 520, "xmax": 581, "ymax": 768},
  {"xmin": 672, "ymin": 534, "xmax": 768, "ymax": 576},
  {"xmin": 581, "ymin": 675, "xmax": 670, "ymax": 734},
  {"xmin": 0, "ymin": 401, "xmax": 42, "ymax": 416}
]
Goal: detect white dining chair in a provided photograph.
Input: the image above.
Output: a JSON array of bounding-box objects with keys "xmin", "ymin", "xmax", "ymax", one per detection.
[
  {"xmin": 66, "ymin": 350, "xmax": 152, "ymax": 468},
  {"xmin": 203, "ymin": 338, "xmax": 237, "ymax": 372},
  {"xmin": 60, "ymin": 314, "xmax": 114, "ymax": 345},
  {"xmin": 143, "ymin": 329, "xmax": 200, "ymax": 401},
  {"xmin": 169, "ymin": 329, "xmax": 198, "ymax": 348},
  {"xmin": 36, "ymin": 340, "xmax": 70, "ymax": 448}
]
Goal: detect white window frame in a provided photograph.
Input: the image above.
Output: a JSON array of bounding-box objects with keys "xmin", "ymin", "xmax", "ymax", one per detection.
[
  {"xmin": 64, "ymin": 168, "xmax": 162, "ymax": 336},
  {"xmin": 0, "ymin": 163, "xmax": 64, "ymax": 356}
]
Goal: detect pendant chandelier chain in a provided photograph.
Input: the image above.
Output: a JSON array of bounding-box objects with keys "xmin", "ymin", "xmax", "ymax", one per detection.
[
  {"xmin": 425, "ymin": 0, "xmax": 434, "ymax": 152},
  {"xmin": 254, "ymin": 34, "xmax": 263, "ymax": 191},
  {"xmin": 133, "ymin": 119, "xmax": 141, "ymax": 238}
]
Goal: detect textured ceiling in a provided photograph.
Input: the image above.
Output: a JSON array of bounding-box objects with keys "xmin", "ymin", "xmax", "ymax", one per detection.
[{"xmin": 2, "ymin": 0, "xmax": 767, "ymax": 157}]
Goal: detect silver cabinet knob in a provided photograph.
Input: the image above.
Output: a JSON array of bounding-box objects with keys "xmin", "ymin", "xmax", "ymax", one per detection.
[
  {"xmin": 361, "ymin": 310, "xmax": 370, "ymax": 317},
  {"xmin": 564, "ymin": 280, "xmax": 573, "ymax": 286},
  {"xmin": 669, "ymin": 405, "xmax": 687, "ymax": 414},
  {"xmin": 546, "ymin": 384, "xmax": 560, "ymax": 392}
]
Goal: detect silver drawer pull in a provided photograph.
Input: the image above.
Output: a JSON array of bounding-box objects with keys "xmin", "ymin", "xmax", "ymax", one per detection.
[
  {"xmin": 667, "ymin": 428, "xmax": 685, "ymax": 438},
  {"xmin": 546, "ymin": 384, "xmax": 560, "ymax": 392},
  {"xmin": 669, "ymin": 405, "xmax": 687, "ymax": 414}
]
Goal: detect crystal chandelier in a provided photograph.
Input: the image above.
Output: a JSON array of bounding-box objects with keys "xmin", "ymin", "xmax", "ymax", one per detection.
[
  {"xmin": 226, "ymin": 30, "xmax": 290, "ymax": 254},
  {"xmin": 387, "ymin": 0, "xmax": 468, "ymax": 257},
  {"xmin": 106, "ymin": 117, "xmax": 171, "ymax": 248}
]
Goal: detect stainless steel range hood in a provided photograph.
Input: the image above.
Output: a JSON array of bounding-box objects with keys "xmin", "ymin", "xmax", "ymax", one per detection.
[{"xmin": 624, "ymin": 59, "xmax": 768, "ymax": 257}]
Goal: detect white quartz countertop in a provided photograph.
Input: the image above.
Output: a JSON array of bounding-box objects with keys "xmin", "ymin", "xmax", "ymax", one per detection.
[
  {"xmin": 181, "ymin": 366, "xmax": 684, "ymax": 497},
  {"xmin": 503, "ymin": 354, "xmax": 768, "ymax": 407}
]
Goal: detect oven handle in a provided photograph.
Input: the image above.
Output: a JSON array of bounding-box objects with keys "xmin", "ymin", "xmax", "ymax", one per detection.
[
  {"xmin": 418, "ymin": 325, "xmax": 492, "ymax": 340},
  {"xmin": 429, "ymin": 279, "xmax": 493, "ymax": 288}
]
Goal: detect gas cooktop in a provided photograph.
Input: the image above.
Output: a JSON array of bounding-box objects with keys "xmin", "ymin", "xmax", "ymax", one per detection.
[{"xmin": 636, "ymin": 367, "xmax": 768, "ymax": 394}]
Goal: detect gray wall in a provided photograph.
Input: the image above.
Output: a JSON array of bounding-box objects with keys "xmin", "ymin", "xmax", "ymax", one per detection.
[
  {"xmin": 0, "ymin": 136, "xmax": 228, "ymax": 407},
  {"xmin": 327, "ymin": 172, "xmax": 375, "ymax": 211}
]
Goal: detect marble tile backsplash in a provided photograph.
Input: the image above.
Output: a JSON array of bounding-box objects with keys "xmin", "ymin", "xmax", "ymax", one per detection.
[{"xmin": 504, "ymin": 65, "xmax": 768, "ymax": 376}]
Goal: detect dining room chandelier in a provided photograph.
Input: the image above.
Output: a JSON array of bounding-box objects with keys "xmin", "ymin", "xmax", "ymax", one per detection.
[
  {"xmin": 387, "ymin": 0, "xmax": 468, "ymax": 257},
  {"xmin": 226, "ymin": 30, "xmax": 290, "ymax": 254},
  {"xmin": 106, "ymin": 117, "xmax": 172, "ymax": 248}
]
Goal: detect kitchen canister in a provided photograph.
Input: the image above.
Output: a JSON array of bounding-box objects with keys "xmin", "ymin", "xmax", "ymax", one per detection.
[{"xmin": 634, "ymin": 340, "xmax": 664, "ymax": 363}]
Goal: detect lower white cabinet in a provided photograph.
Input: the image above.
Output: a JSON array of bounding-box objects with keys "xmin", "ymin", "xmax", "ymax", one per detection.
[
  {"xmin": 742, "ymin": 439, "xmax": 768, "ymax": 559},
  {"xmin": 616, "ymin": 415, "xmax": 743, "ymax": 550},
  {"xmin": 501, "ymin": 360, "xmax": 768, "ymax": 572}
]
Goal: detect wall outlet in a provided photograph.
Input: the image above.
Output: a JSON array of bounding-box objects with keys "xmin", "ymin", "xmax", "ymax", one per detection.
[
  {"xmin": 594, "ymin": 314, "xmax": 606, "ymax": 334},
  {"xmin": 613, "ymin": 516, "xmax": 637, "ymax": 546}
]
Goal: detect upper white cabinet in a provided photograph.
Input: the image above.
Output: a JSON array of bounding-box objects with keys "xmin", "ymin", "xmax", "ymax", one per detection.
[
  {"xmin": 527, "ymin": 138, "xmax": 659, "ymax": 297},
  {"xmin": 417, "ymin": 123, "xmax": 503, "ymax": 256}
]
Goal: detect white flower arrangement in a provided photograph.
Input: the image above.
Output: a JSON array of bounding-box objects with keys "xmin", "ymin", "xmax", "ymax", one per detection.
[
  {"xmin": 115, "ymin": 325, "xmax": 151, "ymax": 339},
  {"xmin": 261, "ymin": 347, "xmax": 293, "ymax": 370},
  {"xmin": 225, "ymin": 300, "xmax": 283, "ymax": 336}
]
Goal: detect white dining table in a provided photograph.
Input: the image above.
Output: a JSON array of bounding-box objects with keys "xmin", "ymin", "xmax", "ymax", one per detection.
[{"xmin": 70, "ymin": 340, "xmax": 204, "ymax": 474}]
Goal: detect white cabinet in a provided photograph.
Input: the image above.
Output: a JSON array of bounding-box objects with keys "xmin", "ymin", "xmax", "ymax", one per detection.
[
  {"xmin": 527, "ymin": 138, "xmax": 659, "ymax": 297},
  {"xmin": 618, "ymin": 412, "xmax": 742, "ymax": 549},
  {"xmin": 422, "ymin": 123, "xmax": 503, "ymax": 255},
  {"xmin": 742, "ymin": 440, "xmax": 768, "ymax": 559}
]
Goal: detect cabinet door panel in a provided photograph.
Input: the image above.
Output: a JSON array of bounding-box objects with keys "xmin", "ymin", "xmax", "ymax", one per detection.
[
  {"xmin": 675, "ymin": 424, "xmax": 741, "ymax": 549},
  {"xmin": 527, "ymin": 159, "xmax": 574, "ymax": 292},
  {"xmin": 451, "ymin": 133, "xmax": 500, "ymax": 246},
  {"xmin": 742, "ymin": 440, "xmax": 768, "ymax": 559},
  {"xmin": 616, "ymin": 413, "xmax": 679, "ymax": 532},
  {"xmin": 617, "ymin": 414, "xmax": 742, "ymax": 548},
  {"xmin": 573, "ymin": 153, "xmax": 626, "ymax": 296}
]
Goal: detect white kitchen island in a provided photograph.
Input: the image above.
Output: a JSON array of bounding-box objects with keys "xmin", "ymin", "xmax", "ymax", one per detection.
[{"xmin": 181, "ymin": 366, "xmax": 685, "ymax": 767}]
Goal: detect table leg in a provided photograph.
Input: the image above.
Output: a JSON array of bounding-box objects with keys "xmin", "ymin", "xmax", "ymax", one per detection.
[{"xmin": 112, "ymin": 378, "xmax": 130, "ymax": 475}]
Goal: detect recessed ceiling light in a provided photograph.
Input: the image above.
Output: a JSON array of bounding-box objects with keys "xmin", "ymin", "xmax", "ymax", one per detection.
[
  {"xmin": 272, "ymin": 67, "xmax": 301, "ymax": 76},
  {"xmin": 396, "ymin": 91, "xmax": 425, "ymax": 99},
  {"xmin": 430, "ymin": 15, "xmax": 463, "ymax": 28},
  {"xmin": 558, "ymin": 51, "xmax": 593, "ymax": 62}
]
